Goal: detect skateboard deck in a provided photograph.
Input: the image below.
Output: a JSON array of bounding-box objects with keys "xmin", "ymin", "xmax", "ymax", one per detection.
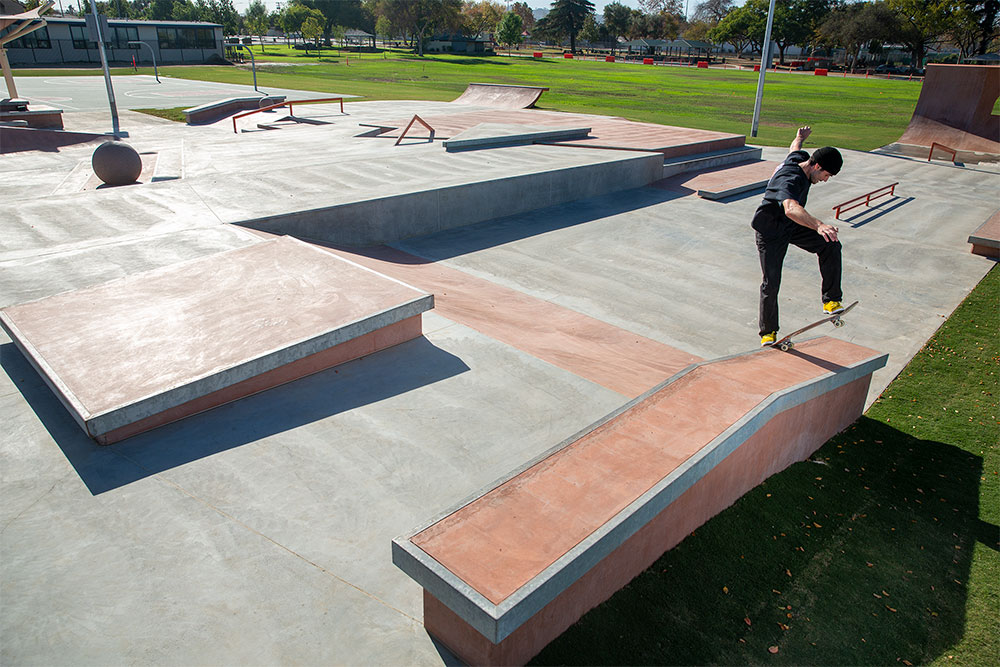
[{"xmin": 771, "ymin": 301, "xmax": 858, "ymax": 352}]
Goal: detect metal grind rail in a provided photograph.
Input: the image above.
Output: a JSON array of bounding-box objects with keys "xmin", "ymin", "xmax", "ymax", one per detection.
[
  {"xmin": 233, "ymin": 97, "xmax": 345, "ymax": 133},
  {"xmin": 832, "ymin": 182, "xmax": 899, "ymax": 220}
]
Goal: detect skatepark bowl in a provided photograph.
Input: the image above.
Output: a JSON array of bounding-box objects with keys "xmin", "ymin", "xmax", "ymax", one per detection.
[{"xmin": 0, "ymin": 75, "xmax": 997, "ymax": 665}]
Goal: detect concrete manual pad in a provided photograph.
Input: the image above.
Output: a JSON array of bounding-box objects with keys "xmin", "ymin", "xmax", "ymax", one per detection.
[
  {"xmin": 443, "ymin": 123, "xmax": 591, "ymax": 152},
  {"xmin": 0, "ymin": 236, "xmax": 433, "ymax": 443}
]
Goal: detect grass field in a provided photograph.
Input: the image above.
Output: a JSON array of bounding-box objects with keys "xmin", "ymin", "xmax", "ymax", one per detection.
[
  {"xmin": 14, "ymin": 52, "xmax": 922, "ymax": 151},
  {"xmin": 533, "ymin": 266, "xmax": 999, "ymax": 666}
]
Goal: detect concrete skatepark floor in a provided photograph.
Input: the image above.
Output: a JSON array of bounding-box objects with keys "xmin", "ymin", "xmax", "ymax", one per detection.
[{"xmin": 1, "ymin": 87, "xmax": 997, "ymax": 664}]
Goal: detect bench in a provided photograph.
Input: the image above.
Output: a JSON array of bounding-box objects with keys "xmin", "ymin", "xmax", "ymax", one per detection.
[
  {"xmin": 183, "ymin": 96, "xmax": 286, "ymax": 125},
  {"xmin": 394, "ymin": 337, "xmax": 887, "ymax": 665}
]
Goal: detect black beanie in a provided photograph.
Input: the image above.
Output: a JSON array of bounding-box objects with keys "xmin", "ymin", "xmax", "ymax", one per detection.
[{"xmin": 811, "ymin": 146, "xmax": 843, "ymax": 175}]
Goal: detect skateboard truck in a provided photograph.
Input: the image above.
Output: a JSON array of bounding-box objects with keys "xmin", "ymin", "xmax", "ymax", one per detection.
[{"xmin": 771, "ymin": 301, "xmax": 858, "ymax": 352}]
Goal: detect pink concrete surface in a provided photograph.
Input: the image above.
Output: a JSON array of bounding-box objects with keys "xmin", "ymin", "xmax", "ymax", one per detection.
[
  {"xmin": 969, "ymin": 210, "xmax": 1000, "ymax": 257},
  {"xmin": 0, "ymin": 236, "xmax": 429, "ymax": 427},
  {"xmin": 322, "ymin": 245, "xmax": 700, "ymax": 398},
  {"xmin": 422, "ymin": 371, "xmax": 875, "ymax": 666},
  {"xmin": 412, "ymin": 337, "xmax": 880, "ymax": 606},
  {"xmin": 652, "ymin": 159, "xmax": 780, "ymax": 197},
  {"xmin": 364, "ymin": 109, "xmax": 744, "ymax": 156}
]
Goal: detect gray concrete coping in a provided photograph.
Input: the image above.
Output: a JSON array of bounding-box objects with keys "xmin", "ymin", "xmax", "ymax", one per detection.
[
  {"xmin": 183, "ymin": 96, "xmax": 286, "ymax": 124},
  {"xmin": 442, "ymin": 124, "xmax": 591, "ymax": 152}
]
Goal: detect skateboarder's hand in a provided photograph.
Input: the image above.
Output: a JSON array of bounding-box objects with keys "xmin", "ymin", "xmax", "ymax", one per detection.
[
  {"xmin": 796, "ymin": 126, "xmax": 812, "ymax": 142},
  {"xmin": 817, "ymin": 222, "xmax": 839, "ymax": 242}
]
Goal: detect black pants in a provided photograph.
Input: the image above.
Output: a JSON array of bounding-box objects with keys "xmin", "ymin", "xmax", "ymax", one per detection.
[{"xmin": 753, "ymin": 208, "xmax": 842, "ymax": 336}]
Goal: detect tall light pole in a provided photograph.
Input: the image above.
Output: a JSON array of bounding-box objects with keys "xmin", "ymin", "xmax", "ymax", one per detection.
[
  {"xmin": 88, "ymin": 1, "xmax": 122, "ymax": 136},
  {"xmin": 750, "ymin": 0, "xmax": 776, "ymax": 138}
]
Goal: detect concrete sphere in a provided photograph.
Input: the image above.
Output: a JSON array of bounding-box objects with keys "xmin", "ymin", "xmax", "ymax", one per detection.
[{"xmin": 92, "ymin": 141, "xmax": 142, "ymax": 186}]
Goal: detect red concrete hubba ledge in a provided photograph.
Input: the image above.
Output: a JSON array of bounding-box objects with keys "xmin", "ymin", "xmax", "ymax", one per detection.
[
  {"xmin": 393, "ymin": 337, "xmax": 887, "ymax": 666},
  {"xmin": 0, "ymin": 236, "xmax": 433, "ymax": 444},
  {"xmin": 968, "ymin": 210, "xmax": 1000, "ymax": 259}
]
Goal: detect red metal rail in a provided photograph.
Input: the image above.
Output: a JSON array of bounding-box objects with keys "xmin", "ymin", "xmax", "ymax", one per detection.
[
  {"xmin": 832, "ymin": 183, "xmax": 899, "ymax": 220},
  {"xmin": 927, "ymin": 141, "xmax": 957, "ymax": 163},
  {"xmin": 394, "ymin": 114, "xmax": 435, "ymax": 146},
  {"xmin": 232, "ymin": 97, "xmax": 345, "ymax": 133}
]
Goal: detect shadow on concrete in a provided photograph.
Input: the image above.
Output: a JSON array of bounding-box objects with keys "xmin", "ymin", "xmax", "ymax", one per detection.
[
  {"xmin": 783, "ymin": 346, "xmax": 849, "ymax": 373},
  {"xmin": 532, "ymin": 416, "xmax": 982, "ymax": 665},
  {"xmin": 846, "ymin": 196, "xmax": 915, "ymax": 228},
  {"xmin": 390, "ymin": 185, "xmax": 686, "ymax": 262},
  {"xmin": 1, "ymin": 337, "xmax": 469, "ymax": 495}
]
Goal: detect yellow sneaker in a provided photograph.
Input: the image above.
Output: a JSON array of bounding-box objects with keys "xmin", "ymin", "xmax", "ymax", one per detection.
[
  {"xmin": 761, "ymin": 332, "xmax": 777, "ymax": 346},
  {"xmin": 823, "ymin": 301, "xmax": 844, "ymax": 315}
]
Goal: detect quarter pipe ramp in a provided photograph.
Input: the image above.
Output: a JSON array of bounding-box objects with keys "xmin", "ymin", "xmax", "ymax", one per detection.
[
  {"xmin": 452, "ymin": 83, "xmax": 549, "ymax": 109},
  {"xmin": 895, "ymin": 63, "xmax": 1000, "ymax": 155}
]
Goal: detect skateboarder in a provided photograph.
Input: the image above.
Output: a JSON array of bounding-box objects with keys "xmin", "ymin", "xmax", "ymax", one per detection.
[{"xmin": 752, "ymin": 126, "xmax": 845, "ymax": 346}]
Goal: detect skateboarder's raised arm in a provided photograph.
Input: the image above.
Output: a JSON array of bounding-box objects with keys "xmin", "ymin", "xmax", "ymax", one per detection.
[{"xmin": 789, "ymin": 126, "xmax": 812, "ymax": 153}]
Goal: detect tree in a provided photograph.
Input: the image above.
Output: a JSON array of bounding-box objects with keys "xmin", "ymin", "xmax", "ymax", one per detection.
[
  {"xmin": 947, "ymin": 0, "xmax": 999, "ymax": 57},
  {"xmin": 683, "ymin": 19, "xmax": 714, "ymax": 41},
  {"xmin": 301, "ymin": 15, "xmax": 324, "ymax": 54},
  {"xmin": 375, "ymin": 14, "xmax": 393, "ymax": 43},
  {"xmin": 578, "ymin": 13, "xmax": 606, "ymax": 44},
  {"xmin": 244, "ymin": 0, "xmax": 269, "ymax": 52},
  {"xmin": 603, "ymin": 2, "xmax": 631, "ymax": 55},
  {"xmin": 373, "ymin": 0, "xmax": 463, "ymax": 55},
  {"xmin": 693, "ymin": 0, "xmax": 734, "ymax": 24},
  {"xmin": 283, "ymin": 3, "xmax": 325, "ymax": 42},
  {"xmin": 539, "ymin": 0, "xmax": 594, "ymax": 54},
  {"xmin": 462, "ymin": 1, "xmax": 504, "ymax": 38},
  {"xmin": 707, "ymin": 3, "xmax": 761, "ymax": 56},
  {"xmin": 768, "ymin": 0, "xmax": 833, "ymax": 65},
  {"xmin": 817, "ymin": 1, "xmax": 896, "ymax": 69},
  {"xmin": 495, "ymin": 10, "xmax": 524, "ymax": 53},
  {"xmin": 638, "ymin": 6, "xmax": 684, "ymax": 40},
  {"xmin": 887, "ymin": 0, "xmax": 954, "ymax": 66},
  {"xmin": 511, "ymin": 1, "xmax": 535, "ymax": 33}
]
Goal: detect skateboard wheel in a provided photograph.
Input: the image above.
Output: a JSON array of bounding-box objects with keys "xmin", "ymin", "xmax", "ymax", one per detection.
[
  {"xmin": 779, "ymin": 342, "xmax": 791, "ymax": 352},
  {"xmin": 834, "ymin": 319, "xmax": 845, "ymax": 328}
]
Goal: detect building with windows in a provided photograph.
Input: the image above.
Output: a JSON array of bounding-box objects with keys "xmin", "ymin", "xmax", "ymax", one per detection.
[{"xmin": 4, "ymin": 17, "xmax": 224, "ymax": 66}]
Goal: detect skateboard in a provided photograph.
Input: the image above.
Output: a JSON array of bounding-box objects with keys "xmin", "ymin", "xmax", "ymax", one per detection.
[{"xmin": 770, "ymin": 301, "xmax": 858, "ymax": 352}]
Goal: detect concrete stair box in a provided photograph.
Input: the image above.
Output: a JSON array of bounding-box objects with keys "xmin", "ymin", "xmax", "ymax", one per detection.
[
  {"xmin": 0, "ymin": 236, "xmax": 433, "ymax": 444},
  {"xmin": 393, "ymin": 338, "xmax": 887, "ymax": 665}
]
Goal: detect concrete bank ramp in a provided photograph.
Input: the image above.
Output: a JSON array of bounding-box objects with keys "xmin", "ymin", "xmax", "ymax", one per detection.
[
  {"xmin": 895, "ymin": 63, "xmax": 1000, "ymax": 155},
  {"xmin": 452, "ymin": 83, "xmax": 549, "ymax": 109}
]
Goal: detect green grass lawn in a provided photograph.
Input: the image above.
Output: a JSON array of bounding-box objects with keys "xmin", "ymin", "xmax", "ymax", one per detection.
[
  {"xmin": 14, "ymin": 53, "xmax": 921, "ymax": 151},
  {"xmin": 532, "ymin": 265, "xmax": 999, "ymax": 666}
]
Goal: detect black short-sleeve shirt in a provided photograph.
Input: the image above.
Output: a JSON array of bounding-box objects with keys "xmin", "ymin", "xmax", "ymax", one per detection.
[{"xmin": 761, "ymin": 150, "xmax": 810, "ymax": 208}]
